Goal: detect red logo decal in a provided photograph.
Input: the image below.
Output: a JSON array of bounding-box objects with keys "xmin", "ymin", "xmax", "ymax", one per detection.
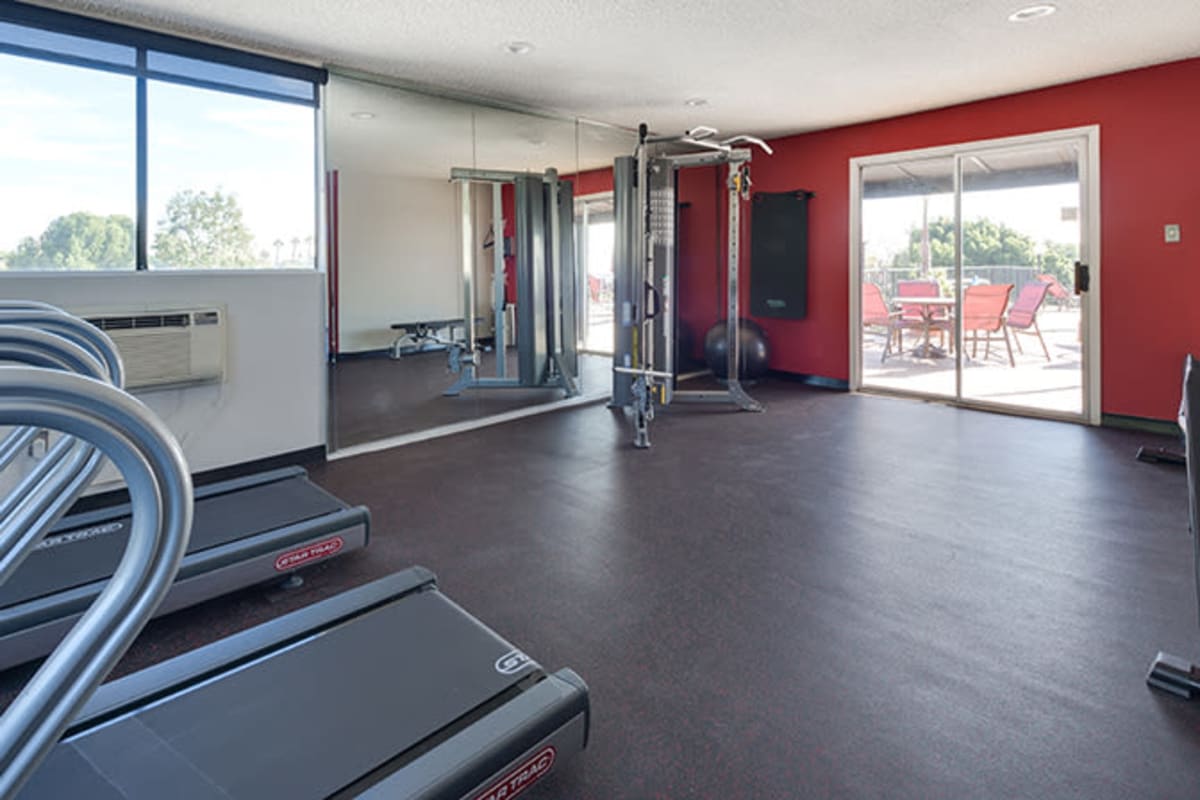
[
  {"xmin": 273, "ymin": 536, "xmax": 345, "ymax": 572},
  {"xmin": 472, "ymin": 746, "xmax": 557, "ymax": 800}
]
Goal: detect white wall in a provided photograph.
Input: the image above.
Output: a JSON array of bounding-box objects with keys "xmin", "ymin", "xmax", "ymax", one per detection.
[
  {"xmin": 337, "ymin": 171, "xmax": 460, "ymax": 353},
  {"xmin": 0, "ymin": 270, "xmax": 327, "ymax": 482}
]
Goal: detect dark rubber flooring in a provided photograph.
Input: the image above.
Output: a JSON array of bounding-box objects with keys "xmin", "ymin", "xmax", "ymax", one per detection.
[
  {"xmin": 4, "ymin": 383, "xmax": 1200, "ymax": 798},
  {"xmin": 329, "ymin": 348, "xmax": 611, "ymax": 448}
]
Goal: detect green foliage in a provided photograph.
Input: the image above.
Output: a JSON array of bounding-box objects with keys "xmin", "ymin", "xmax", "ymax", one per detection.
[
  {"xmin": 897, "ymin": 216, "xmax": 1037, "ymax": 268},
  {"xmin": 6, "ymin": 212, "xmax": 134, "ymax": 270},
  {"xmin": 1037, "ymin": 240, "xmax": 1078, "ymax": 286},
  {"xmin": 152, "ymin": 189, "xmax": 257, "ymax": 268}
]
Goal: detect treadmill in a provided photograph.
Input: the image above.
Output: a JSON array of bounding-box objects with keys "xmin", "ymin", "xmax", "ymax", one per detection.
[
  {"xmin": 16, "ymin": 567, "xmax": 590, "ymax": 799},
  {"xmin": 0, "ymin": 466, "xmax": 369, "ymax": 672}
]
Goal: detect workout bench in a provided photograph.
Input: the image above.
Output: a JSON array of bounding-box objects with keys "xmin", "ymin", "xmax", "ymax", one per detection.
[{"xmin": 388, "ymin": 318, "xmax": 477, "ymax": 359}]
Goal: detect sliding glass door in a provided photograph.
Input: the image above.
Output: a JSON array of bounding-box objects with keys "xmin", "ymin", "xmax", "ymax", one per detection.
[
  {"xmin": 859, "ymin": 156, "xmax": 957, "ymax": 399},
  {"xmin": 575, "ymin": 194, "xmax": 616, "ymax": 354},
  {"xmin": 852, "ymin": 128, "xmax": 1097, "ymax": 422}
]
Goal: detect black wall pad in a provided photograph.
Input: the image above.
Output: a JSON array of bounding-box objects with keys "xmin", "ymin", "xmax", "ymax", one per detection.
[{"xmin": 750, "ymin": 190, "xmax": 814, "ymax": 320}]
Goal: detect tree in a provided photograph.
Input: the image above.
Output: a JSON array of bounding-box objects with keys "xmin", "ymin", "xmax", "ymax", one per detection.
[
  {"xmin": 895, "ymin": 217, "xmax": 1036, "ymax": 268},
  {"xmin": 152, "ymin": 189, "xmax": 257, "ymax": 268},
  {"xmin": 1037, "ymin": 240, "xmax": 1078, "ymax": 286},
  {"xmin": 6, "ymin": 212, "xmax": 134, "ymax": 270}
]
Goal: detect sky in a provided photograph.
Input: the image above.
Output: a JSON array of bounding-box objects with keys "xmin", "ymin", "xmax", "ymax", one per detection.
[{"xmin": 0, "ymin": 52, "xmax": 315, "ymax": 262}]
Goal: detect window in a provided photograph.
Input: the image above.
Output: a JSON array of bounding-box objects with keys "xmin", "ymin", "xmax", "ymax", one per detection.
[
  {"xmin": 0, "ymin": 54, "xmax": 136, "ymax": 270},
  {"xmin": 0, "ymin": 4, "xmax": 325, "ymax": 272},
  {"xmin": 148, "ymin": 82, "xmax": 315, "ymax": 269}
]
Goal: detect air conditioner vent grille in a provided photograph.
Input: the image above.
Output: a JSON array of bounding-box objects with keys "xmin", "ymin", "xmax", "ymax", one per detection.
[
  {"xmin": 87, "ymin": 313, "xmax": 191, "ymax": 331},
  {"xmin": 82, "ymin": 308, "xmax": 225, "ymax": 390}
]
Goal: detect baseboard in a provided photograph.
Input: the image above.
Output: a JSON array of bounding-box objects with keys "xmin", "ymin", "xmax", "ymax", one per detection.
[
  {"xmin": 332, "ymin": 348, "xmax": 392, "ymax": 361},
  {"xmin": 767, "ymin": 370, "xmax": 850, "ymax": 391},
  {"xmin": 1101, "ymin": 413, "xmax": 1182, "ymax": 438},
  {"xmin": 70, "ymin": 445, "xmax": 328, "ymax": 514}
]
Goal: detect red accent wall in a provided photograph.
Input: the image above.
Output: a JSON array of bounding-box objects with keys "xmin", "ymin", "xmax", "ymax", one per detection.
[
  {"xmin": 676, "ymin": 167, "xmax": 725, "ymax": 364},
  {"xmin": 677, "ymin": 57, "xmax": 1200, "ymax": 421},
  {"xmin": 501, "ymin": 183, "xmax": 516, "ymax": 304},
  {"xmin": 572, "ymin": 168, "xmax": 615, "ymax": 196}
]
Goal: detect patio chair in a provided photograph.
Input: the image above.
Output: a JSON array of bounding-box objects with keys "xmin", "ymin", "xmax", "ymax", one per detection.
[
  {"xmin": 961, "ymin": 283, "xmax": 1015, "ymax": 366},
  {"xmin": 862, "ymin": 282, "xmax": 899, "ymax": 361},
  {"xmin": 1006, "ymin": 281, "xmax": 1052, "ymax": 362},
  {"xmin": 896, "ymin": 279, "xmax": 952, "ymax": 353},
  {"xmin": 1035, "ymin": 273, "xmax": 1073, "ymax": 309}
]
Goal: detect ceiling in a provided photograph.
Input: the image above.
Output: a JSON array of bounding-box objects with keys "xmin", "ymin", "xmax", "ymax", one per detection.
[{"xmin": 27, "ymin": 0, "xmax": 1200, "ymax": 140}]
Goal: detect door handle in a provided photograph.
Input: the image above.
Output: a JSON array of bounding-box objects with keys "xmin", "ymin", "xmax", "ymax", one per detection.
[{"xmin": 1074, "ymin": 261, "xmax": 1090, "ymax": 294}]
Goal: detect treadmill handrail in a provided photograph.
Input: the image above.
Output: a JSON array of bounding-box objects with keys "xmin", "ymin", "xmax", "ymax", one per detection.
[
  {"xmin": 0, "ymin": 309, "xmax": 124, "ymax": 479},
  {"xmin": 1183, "ymin": 355, "xmax": 1198, "ymax": 627},
  {"xmin": 0, "ymin": 328, "xmax": 110, "ymax": 590},
  {"xmin": 0, "ymin": 309, "xmax": 124, "ymax": 388},
  {"xmin": 0, "ymin": 367, "xmax": 192, "ymax": 800}
]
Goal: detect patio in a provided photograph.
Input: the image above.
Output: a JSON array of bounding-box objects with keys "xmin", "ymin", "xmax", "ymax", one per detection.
[{"xmin": 862, "ymin": 306, "xmax": 1083, "ymax": 415}]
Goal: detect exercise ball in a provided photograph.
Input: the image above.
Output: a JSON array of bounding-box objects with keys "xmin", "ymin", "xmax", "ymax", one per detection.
[{"xmin": 703, "ymin": 319, "xmax": 769, "ymax": 380}]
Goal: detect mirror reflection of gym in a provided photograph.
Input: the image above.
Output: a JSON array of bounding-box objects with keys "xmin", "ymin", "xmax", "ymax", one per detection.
[{"xmin": 323, "ymin": 74, "xmax": 634, "ymax": 451}]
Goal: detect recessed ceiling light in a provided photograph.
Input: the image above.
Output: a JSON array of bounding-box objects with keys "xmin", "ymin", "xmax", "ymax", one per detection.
[
  {"xmin": 684, "ymin": 97, "xmax": 708, "ymax": 108},
  {"xmin": 504, "ymin": 41, "xmax": 534, "ymax": 55},
  {"xmin": 1008, "ymin": 4, "xmax": 1056, "ymax": 22},
  {"xmin": 350, "ymin": 111, "xmax": 375, "ymax": 120}
]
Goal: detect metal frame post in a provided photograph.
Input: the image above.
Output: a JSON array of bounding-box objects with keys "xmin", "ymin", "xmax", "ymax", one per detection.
[
  {"xmin": 546, "ymin": 170, "xmax": 562, "ymax": 362},
  {"xmin": 723, "ymin": 162, "xmax": 763, "ymax": 412},
  {"xmin": 649, "ymin": 159, "xmax": 676, "ymax": 405},
  {"xmin": 610, "ymin": 157, "xmax": 637, "ymax": 408},
  {"xmin": 515, "ymin": 175, "xmax": 549, "ymax": 385},
  {"xmin": 492, "ymin": 182, "xmax": 506, "ymax": 379},
  {"xmin": 443, "ymin": 179, "xmax": 479, "ymax": 396},
  {"xmin": 556, "ymin": 178, "xmax": 580, "ymax": 393}
]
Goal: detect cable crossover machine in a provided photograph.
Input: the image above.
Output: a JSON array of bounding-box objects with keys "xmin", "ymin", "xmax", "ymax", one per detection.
[
  {"xmin": 442, "ymin": 168, "xmax": 581, "ymax": 399},
  {"xmin": 611, "ymin": 124, "xmax": 774, "ymax": 447}
]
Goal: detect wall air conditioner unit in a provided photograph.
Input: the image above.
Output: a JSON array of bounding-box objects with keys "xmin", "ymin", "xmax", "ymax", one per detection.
[{"xmin": 84, "ymin": 308, "xmax": 226, "ymax": 391}]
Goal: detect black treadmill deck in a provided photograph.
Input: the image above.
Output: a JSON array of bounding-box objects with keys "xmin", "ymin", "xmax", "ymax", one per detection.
[
  {"xmin": 18, "ymin": 570, "xmax": 557, "ymax": 800},
  {"xmin": 0, "ymin": 468, "xmax": 370, "ymax": 673},
  {"xmin": 0, "ymin": 468, "xmax": 344, "ymax": 610}
]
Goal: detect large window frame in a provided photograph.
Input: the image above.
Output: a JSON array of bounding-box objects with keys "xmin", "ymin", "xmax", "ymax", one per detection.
[{"xmin": 0, "ymin": 3, "xmax": 327, "ymax": 271}]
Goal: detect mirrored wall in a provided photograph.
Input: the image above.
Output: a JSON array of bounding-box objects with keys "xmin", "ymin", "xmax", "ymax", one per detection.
[{"xmin": 324, "ymin": 72, "xmax": 635, "ymax": 451}]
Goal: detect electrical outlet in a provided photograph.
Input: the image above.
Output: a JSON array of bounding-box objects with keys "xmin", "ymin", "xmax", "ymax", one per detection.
[
  {"xmin": 1164, "ymin": 224, "xmax": 1181, "ymax": 243},
  {"xmin": 27, "ymin": 430, "xmax": 49, "ymax": 459}
]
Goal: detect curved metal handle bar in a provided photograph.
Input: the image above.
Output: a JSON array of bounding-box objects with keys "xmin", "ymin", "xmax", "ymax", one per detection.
[
  {"xmin": 0, "ymin": 311, "xmax": 119, "ymax": 471},
  {"xmin": 0, "ymin": 329, "xmax": 108, "ymax": 381},
  {"xmin": 0, "ymin": 439, "xmax": 97, "ymax": 584},
  {"xmin": 0, "ymin": 329, "xmax": 111, "ymax": 588},
  {"xmin": 0, "ymin": 302, "xmax": 64, "ymax": 313},
  {"xmin": 0, "ymin": 311, "xmax": 124, "ymax": 388},
  {"xmin": 0, "ymin": 309, "xmax": 123, "ymax": 481},
  {"xmin": 0, "ymin": 367, "xmax": 192, "ymax": 800}
]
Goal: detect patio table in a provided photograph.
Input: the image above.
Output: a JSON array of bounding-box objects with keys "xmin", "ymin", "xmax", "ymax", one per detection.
[{"xmin": 899, "ymin": 296, "xmax": 956, "ymax": 359}]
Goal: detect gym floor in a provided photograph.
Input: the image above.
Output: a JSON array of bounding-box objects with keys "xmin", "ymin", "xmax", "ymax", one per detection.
[
  {"xmin": 3, "ymin": 384, "xmax": 1199, "ymax": 798},
  {"xmin": 329, "ymin": 348, "xmax": 612, "ymax": 448}
]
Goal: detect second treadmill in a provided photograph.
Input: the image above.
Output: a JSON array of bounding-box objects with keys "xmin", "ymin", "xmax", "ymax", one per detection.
[{"xmin": 0, "ymin": 466, "xmax": 369, "ymax": 672}]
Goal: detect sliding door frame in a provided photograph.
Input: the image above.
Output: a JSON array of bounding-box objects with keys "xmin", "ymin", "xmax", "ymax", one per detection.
[{"xmin": 848, "ymin": 125, "xmax": 1101, "ymax": 424}]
